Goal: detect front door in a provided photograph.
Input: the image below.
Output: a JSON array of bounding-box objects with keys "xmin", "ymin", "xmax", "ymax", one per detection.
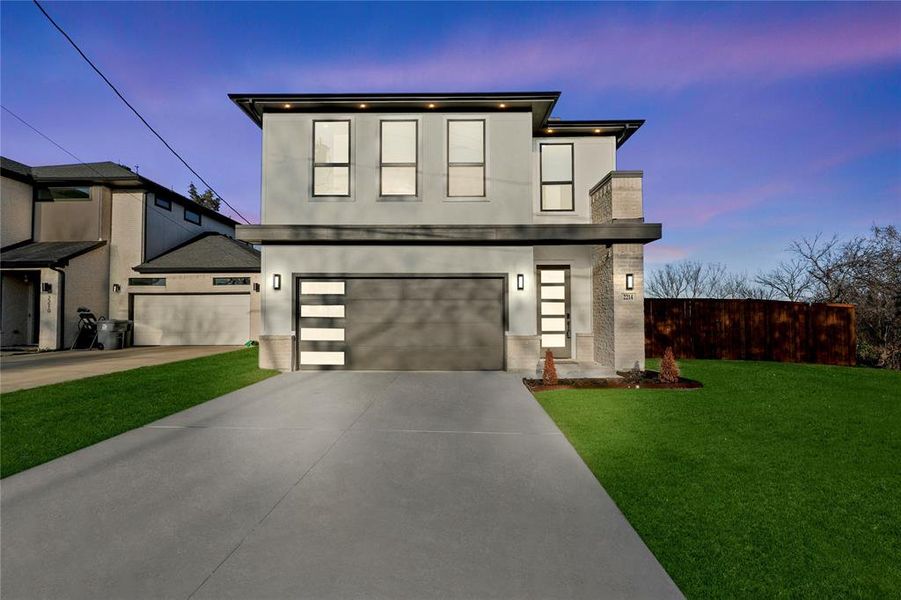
[{"xmin": 537, "ymin": 266, "xmax": 571, "ymax": 359}]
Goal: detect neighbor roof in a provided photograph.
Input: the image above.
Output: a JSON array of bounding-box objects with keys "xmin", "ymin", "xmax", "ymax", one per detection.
[
  {"xmin": 228, "ymin": 91, "xmax": 643, "ymax": 146},
  {"xmin": 0, "ymin": 156, "xmax": 238, "ymax": 227},
  {"xmin": 134, "ymin": 232, "xmax": 260, "ymax": 273},
  {"xmin": 0, "ymin": 240, "xmax": 107, "ymax": 268}
]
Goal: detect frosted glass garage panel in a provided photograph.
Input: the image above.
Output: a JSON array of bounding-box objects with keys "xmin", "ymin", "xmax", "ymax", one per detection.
[
  {"xmin": 300, "ymin": 304, "xmax": 345, "ymax": 318},
  {"xmin": 381, "ymin": 121, "xmax": 417, "ymax": 163},
  {"xmin": 314, "ymin": 166, "xmax": 349, "ymax": 196},
  {"xmin": 300, "ymin": 328, "xmax": 345, "ymax": 341},
  {"xmin": 540, "ymin": 270, "xmax": 565, "ymax": 284},
  {"xmin": 301, "ymin": 281, "xmax": 345, "ymax": 295},
  {"xmin": 542, "ymin": 184, "xmax": 573, "ymax": 210},
  {"xmin": 300, "ymin": 351, "xmax": 345, "ymax": 366},
  {"xmin": 541, "ymin": 317, "xmax": 566, "ymax": 331},
  {"xmin": 541, "ymin": 285, "xmax": 565, "ymax": 300},
  {"xmin": 541, "ymin": 334, "xmax": 566, "ymax": 348},
  {"xmin": 448, "ymin": 121, "xmax": 484, "ymax": 163},
  {"xmin": 448, "ymin": 166, "xmax": 484, "ymax": 197},
  {"xmin": 382, "ymin": 166, "xmax": 416, "ymax": 195},
  {"xmin": 541, "ymin": 144, "xmax": 572, "ymax": 181},
  {"xmin": 314, "ymin": 121, "xmax": 349, "ymax": 162},
  {"xmin": 541, "ymin": 301, "xmax": 565, "ymax": 315}
]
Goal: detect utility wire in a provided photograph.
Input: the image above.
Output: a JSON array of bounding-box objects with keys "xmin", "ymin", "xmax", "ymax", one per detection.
[
  {"xmin": 32, "ymin": 0, "xmax": 251, "ymax": 224},
  {"xmin": 2, "ymin": 104, "xmax": 221, "ymax": 237}
]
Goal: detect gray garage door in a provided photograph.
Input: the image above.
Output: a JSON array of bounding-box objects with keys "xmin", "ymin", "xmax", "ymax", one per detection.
[{"xmin": 297, "ymin": 277, "xmax": 504, "ymax": 370}]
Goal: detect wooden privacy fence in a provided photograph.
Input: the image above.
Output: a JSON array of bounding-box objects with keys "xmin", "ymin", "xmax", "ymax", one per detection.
[{"xmin": 645, "ymin": 299, "xmax": 857, "ymax": 366}]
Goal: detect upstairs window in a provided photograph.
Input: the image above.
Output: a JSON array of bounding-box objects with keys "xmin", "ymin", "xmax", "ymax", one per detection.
[
  {"xmin": 540, "ymin": 143, "xmax": 574, "ymax": 211},
  {"xmin": 380, "ymin": 120, "xmax": 418, "ymax": 196},
  {"xmin": 184, "ymin": 207, "xmax": 201, "ymax": 225},
  {"xmin": 447, "ymin": 120, "xmax": 485, "ymax": 197},
  {"xmin": 154, "ymin": 197, "xmax": 172, "ymax": 211},
  {"xmin": 313, "ymin": 120, "xmax": 351, "ymax": 196},
  {"xmin": 36, "ymin": 186, "xmax": 90, "ymax": 201}
]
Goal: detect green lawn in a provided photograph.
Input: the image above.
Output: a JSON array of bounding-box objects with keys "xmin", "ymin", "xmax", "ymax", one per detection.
[
  {"xmin": 1, "ymin": 347, "xmax": 277, "ymax": 478},
  {"xmin": 535, "ymin": 360, "xmax": 900, "ymax": 599}
]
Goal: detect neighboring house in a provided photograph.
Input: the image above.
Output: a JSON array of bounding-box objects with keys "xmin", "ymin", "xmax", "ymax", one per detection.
[
  {"xmin": 0, "ymin": 157, "xmax": 260, "ymax": 349},
  {"xmin": 229, "ymin": 91, "xmax": 661, "ymax": 372}
]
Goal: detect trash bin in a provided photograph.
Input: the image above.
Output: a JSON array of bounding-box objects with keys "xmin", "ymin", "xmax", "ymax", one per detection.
[{"xmin": 97, "ymin": 319, "xmax": 131, "ymax": 350}]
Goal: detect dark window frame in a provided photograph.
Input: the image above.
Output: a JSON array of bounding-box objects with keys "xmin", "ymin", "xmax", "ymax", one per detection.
[
  {"xmin": 379, "ymin": 119, "xmax": 419, "ymax": 198},
  {"xmin": 155, "ymin": 197, "xmax": 172, "ymax": 211},
  {"xmin": 184, "ymin": 207, "xmax": 202, "ymax": 225},
  {"xmin": 539, "ymin": 142, "xmax": 575, "ymax": 212},
  {"xmin": 128, "ymin": 277, "xmax": 166, "ymax": 287},
  {"xmin": 446, "ymin": 119, "xmax": 486, "ymax": 198},
  {"xmin": 212, "ymin": 277, "xmax": 251, "ymax": 286},
  {"xmin": 312, "ymin": 119, "xmax": 352, "ymax": 198},
  {"xmin": 35, "ymin": 186, "xmax": 91, "ymax": 202}
]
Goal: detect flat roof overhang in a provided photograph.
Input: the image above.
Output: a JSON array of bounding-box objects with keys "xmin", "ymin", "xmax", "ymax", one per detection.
[
  {"xmin": 235, "ymin": 223, "xmax": 662, "ymax": 246},
  {"xmin": 229, "ymin": 91, "xmax": 561, "ymax": 132}
]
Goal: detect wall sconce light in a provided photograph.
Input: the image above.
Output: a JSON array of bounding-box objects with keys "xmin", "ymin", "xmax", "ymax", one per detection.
[
  {"xmin": 272, "ymin": 274, "xmax": 281, "ymax": 290},
  {"xmin": 516, "ymin": 274, "xmax": 525, "ymax": 290},
  {"xmin": 112, "ymin": 283, "xmax": 121, "ymax": 293},
  {"xmin": 625, "ymin": 273, "xmax": 634, "ymax": 290},
  {"xmin": 253, "ymin": 282, "xmax": 261, "ymax": 292},
  {"xmin": 41, "ymin": 282, "xmax": 52, "ymax": 293}
]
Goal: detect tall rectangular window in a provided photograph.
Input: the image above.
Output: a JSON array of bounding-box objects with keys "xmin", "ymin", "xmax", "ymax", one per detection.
[
  {"xmin": 540, "ymin": 143, "xmax": 574, "ymax": 211},
  {"xmin": 313, "ymin": 120, "xmax": 351, "ymax": 196},
  {"xmin": 380, "ymin": 120, "xmax": 417, "ymax": 196},
  {"xmin": 447, "ymin": 120, "xmax": 485, "ymax": 197}
]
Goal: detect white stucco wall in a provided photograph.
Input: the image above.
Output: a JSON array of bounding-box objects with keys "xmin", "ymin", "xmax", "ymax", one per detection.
[
  {"xmin": 108, "ymin": 191, "xmax": 145, "ymax": 320},
  {"xmin": 0, "ymin": 175, "xmax": 33, "ymax": 247},
  {"xmin": 63, "ymin": 245, "xmax": 110, "ymax": 347},
  {"xmin": 262, "ymin": 112, "xmax": 533, "ymax": 225},
  {"xmin": 261, "ymin": 245, "xmax": 536, "ymax": 337},
  {"xmin": 532, "ymin": 136, "xmax": 616, "ymax": 224}
]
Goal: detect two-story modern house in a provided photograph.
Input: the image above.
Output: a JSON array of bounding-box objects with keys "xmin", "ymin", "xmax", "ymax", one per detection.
[
  {"xmin": 0, "ymin": 157, "xmax": 261, "ymax": 350},
  {"xmin": 229, "ymin": 92, "xmax": 660, "ymax": 372}
]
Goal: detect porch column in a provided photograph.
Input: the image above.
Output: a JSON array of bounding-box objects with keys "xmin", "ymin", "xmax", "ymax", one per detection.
[{"xmin": 590, "ymin": 171, "xmax": 646, "ymax": 371}]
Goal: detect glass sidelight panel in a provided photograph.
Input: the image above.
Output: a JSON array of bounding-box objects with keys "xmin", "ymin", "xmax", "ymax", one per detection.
[{"xmin": 537, "ymin": 266, "xmax": 571, "ymax": 358}]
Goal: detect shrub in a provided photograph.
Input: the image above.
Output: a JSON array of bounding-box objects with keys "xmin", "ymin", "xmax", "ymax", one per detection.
[
  {"xmin": 542, "ymin": 349, "xmax": 558, "ymax": 386},
  {"xmin": 659, "ymin": 347, "xmax": 680, "ymax": 383},
  {"xmin": 624, "ymin": 361, "xmax": 643, "ymax": 385}
]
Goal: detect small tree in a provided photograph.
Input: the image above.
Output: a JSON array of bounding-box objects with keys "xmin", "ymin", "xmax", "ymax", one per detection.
[
  {"xmin": 659, "ymin": 347, "xmax": 680, "ymax": 383},
  {"xmin": 187, "ymin": 182, "xmax": 221, "ymax": 212},
  {"xmin": 542, "ymin": 349, "xmax": 558, "ymax": 386}
]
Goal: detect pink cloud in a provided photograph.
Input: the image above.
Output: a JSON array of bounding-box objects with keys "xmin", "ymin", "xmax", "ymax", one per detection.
[
  {"xmin": 646, "ymin": 244, "xmax": 692, "ymax": 264},
  {"xmin": 261, "ymin": 5, "xmax": 901, "ymax": 92}
]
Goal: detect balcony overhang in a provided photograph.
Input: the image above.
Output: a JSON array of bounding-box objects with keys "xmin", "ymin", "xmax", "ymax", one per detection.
[{"xmin": 236, "ymin": 223, "xmax": 662, "ymax": 245}]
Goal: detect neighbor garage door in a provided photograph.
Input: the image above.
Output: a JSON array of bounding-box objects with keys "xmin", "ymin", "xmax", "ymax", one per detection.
[
  {"xmin": 133, "ymin": 294, "xmax": 250, "ymax": 345},
  {"xmin": 298, "ymin": 277, "xmax": 504, "ymax": 370}
]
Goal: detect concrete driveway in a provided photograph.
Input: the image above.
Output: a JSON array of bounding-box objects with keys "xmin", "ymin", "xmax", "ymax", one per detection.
[
  {"xmin": 0, "ymin": 372, "xmax": 682, "ymax": 599},
  {"xmin": 0, "ymin": 346, "xmax": 240, "ymax": 392}
]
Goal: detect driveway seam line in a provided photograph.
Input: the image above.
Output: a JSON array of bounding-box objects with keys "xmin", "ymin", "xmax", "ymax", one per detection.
[{"xmin": 185, "ymin": 373, "xmax": 400, "ymax": 600}]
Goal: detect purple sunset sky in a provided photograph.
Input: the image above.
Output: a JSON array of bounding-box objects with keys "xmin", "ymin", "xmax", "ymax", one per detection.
[{"xmin": 1, "ymin": 1, "xmax": 898, "ymax": 272}]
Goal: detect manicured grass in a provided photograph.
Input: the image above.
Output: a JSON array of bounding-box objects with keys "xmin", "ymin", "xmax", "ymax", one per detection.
[
  {"xmin": 1, "ymin": 347, "xmax": 277, "ymax": 478},
  {"xmin": 535, "ymin": 360, "xmax": 900, "ymax": 599}
]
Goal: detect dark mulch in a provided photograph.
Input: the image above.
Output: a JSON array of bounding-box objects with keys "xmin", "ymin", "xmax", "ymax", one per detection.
[{"xmin": 524, "ymin": 370, "xmax": 702, "ymax": 392}]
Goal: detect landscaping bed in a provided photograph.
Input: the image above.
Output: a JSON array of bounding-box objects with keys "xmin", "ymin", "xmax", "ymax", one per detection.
[{"xmin": 524, "ymin": 370, "xmax": 702, "ymax": 392}]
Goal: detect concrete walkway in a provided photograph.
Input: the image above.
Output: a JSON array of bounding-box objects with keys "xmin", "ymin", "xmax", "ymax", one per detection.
[
  {"xmin": 0, "ymin": 371, "xmax": 682, "ymax": 599},
  {"xmin": 0, "ymin": 345, "xmax": 240, "ymax": 392}
]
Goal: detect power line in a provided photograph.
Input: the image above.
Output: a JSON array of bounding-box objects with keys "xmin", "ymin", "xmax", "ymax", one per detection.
[
  {"xmin": 2, "ymin": 104, "xmax": 222, "ymax": 237},
  {"xmin": 31, "ymin": 0, "xmax": 251, "ymax": 224}
]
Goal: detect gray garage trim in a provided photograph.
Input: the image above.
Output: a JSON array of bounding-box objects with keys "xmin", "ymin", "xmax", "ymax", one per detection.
[{"xmin": 294, "ymin": 273, "xmax": 508, "ymax": 371}]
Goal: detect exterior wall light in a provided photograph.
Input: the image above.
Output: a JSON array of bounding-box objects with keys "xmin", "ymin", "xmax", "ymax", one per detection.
[
  {"xmin": 112, "ymin": 283, "xmax": 121, "ymax": 293},
  {"xmin": 273, "ymin": 274, "xmax": 281, "ymax": 290},
  {"xmin": 625, "ymin": 273, "xmax": 634, "ymax": 290},
  {"xmin": 517, "ymin": 274, "xmax": 525, "ymax": 290}
]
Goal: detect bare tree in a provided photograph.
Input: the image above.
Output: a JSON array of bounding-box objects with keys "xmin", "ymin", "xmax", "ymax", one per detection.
[{"xmin": 754, "ymin": 259, "xmax": 814, "ymax": 301}]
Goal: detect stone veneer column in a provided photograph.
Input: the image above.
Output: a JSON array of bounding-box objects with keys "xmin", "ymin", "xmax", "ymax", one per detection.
[{"xmin": 590, "ymin": 171, "xmax": 646, "ymax": 371}]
